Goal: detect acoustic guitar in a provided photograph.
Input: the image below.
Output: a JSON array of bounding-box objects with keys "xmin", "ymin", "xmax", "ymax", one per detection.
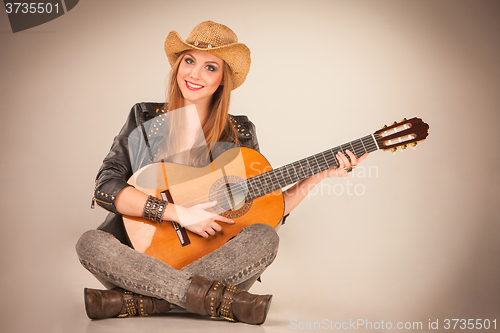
[{"xmin": 123, "ymin": 117, "xmax": 429, "ymax": 269}]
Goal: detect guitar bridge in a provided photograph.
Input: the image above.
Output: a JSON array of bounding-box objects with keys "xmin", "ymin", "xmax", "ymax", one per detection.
[{"xmin": 161, "ymin": 190, "xmax": 191, "ymax": 247}]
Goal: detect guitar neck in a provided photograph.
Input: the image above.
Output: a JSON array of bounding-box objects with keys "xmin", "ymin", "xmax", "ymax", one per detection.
[{"xmin": 244, "ymin": 134, "xmax": 379, "ymax": 201}]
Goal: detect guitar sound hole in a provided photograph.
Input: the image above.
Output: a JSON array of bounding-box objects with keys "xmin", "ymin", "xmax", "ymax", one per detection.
[
  {"xmin": 209, "ymin": 176, "xmax": 253, "ymax": 218},
  {"xmin": 216, "ymin": 182, "xmax": 247, "ymax": 211}
]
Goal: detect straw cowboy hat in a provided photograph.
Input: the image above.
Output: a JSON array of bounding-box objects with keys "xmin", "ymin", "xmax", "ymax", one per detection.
[{"xmin": 164, "ymin": 21, "xmax": 251, "ymax": 90}]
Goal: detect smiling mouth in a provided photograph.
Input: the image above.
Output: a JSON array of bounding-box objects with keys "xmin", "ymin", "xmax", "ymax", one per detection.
[{"xmin": 185, "ymin": 80, "xmax": 204, "ymax": 91}]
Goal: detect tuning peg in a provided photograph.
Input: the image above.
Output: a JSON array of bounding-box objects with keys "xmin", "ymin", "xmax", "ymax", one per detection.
[
  {"xmin": 381, "ymin": 124, "xmax": 387, "ymax": 129},
  {"xmin": 390, "ymin": 147, "xmax": 397, "ymax": 153},
  {"xmin": 401, "ymin": 144, "xmax": 407, "ymax": 150},
  {"xmin": 391, "ymin": 121, "xmax": 397, "ymax": 126},
  {"xmin": 411, "ymin": 142, "xmax": 418, "ymax": 147},
  {"xmin": 400, "ymin": 118, "xmax": 407, "ymax": 122}
]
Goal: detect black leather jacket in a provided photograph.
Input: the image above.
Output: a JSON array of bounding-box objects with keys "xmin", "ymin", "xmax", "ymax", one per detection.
[{"xmin": 92, "ymin": 102, "xmax": 261, "ymax": 245}]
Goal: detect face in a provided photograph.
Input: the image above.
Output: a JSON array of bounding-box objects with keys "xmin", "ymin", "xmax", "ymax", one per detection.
[{"xmin": 176, "ymin": 49, "xmax": 224, "ymax": 107}]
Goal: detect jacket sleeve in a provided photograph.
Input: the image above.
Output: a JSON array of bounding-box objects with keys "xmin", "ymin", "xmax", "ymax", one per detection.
[{"xmin": 92, "ymin": 104, "xmax": 141, "ymax": 214}]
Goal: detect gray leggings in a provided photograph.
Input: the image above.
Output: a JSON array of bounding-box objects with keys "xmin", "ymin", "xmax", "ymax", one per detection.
[{"xmin": 75, "ymin": 223, "xmax": 279, "ymax": 308}]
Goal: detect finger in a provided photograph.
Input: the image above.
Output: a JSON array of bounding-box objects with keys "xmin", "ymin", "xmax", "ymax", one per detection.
[
  {"xmin": 215, "ymin": 215, "xmax": 235, "ymax": 224},
  {"xmin": 336, "ymin": 152, "xmax": 348, "ymax": 176},
  {"xmin": 345, "ymin": 150, "xmax": 357, "ymax": 165},
  {"xmin": 337, "ymin": 151, "xmax": 351, "ymax": 167},
  {"xmin": 337, "ymin": 151, "xmax": 351, "ymax": 177},
  {"xmin": 211, "ymin": 222, "xmax": 222, "ymax": 232},
  {"xmin": 194, "ymin": 227, "xmax": 209, "ymax": 238},
  {"xmin": 205, "ymin": 227, "xmax": 216, "ymax": 236},
  {"xmin": 336, "ymin": 151, "xmax": 346, "ymax": 169}
]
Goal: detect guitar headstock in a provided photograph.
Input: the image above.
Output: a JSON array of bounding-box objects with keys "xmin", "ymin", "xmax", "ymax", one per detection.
[{"xmin": 374, "ymin": 118, "xmax": 429, "ymax": 152}]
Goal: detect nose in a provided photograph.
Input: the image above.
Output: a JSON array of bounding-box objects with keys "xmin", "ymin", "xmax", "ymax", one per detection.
[{"xmin": 190, "ymin": 65, "xmax": 201, "ymax": 80}]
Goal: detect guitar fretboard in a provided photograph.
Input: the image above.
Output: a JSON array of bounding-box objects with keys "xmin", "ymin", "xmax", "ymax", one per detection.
[{"xmin": 244, "ymin": 134, "xmax": 379, "ymax": 201}]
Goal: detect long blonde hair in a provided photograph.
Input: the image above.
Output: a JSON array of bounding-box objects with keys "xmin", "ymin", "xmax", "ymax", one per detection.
[{"xmin": 162, "ymin": 51, "xmax": 239, "ymax": 165}]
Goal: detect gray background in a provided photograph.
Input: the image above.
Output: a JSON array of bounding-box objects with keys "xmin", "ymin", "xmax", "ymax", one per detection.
[{"xmin": 1, "ymin": 0, "xmax": 499, "ymax": 332}]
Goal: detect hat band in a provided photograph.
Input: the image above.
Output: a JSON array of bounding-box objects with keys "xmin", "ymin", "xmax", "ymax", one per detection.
[{"xmin": 188, "ymin": 41, "xmax": 214, "ymax": 48}]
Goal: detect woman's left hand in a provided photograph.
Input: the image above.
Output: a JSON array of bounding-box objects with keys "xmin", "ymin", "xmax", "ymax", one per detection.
[{"xmin": 319, "ymin": 150, "xmax": 368, "ymax": 178}]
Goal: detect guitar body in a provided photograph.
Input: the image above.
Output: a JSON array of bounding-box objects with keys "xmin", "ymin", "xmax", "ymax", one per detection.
[{"xmin": 123, "ymin": 147, "xmax": 285, "ymax": 270}]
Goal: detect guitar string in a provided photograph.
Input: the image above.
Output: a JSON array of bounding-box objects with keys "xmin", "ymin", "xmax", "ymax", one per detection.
[
  {"xmin": 179, "ymin": 136, "xmax": 379, "ymax": 207},
  {"xmin": 234, "ymin": 126, "xmax": 421, "ymax": 201},
  {"xmin": 245, "ymin": 136, "xmax": 379, "ymax": 200},
  {"xmin": 243, "ymin": 135, "xmax": 378, "ymax": 195},
  {"xmin": 154, "ymin": 124, "xmax": 421, "ymax": 211},
  {"xmin": 170, "ymin": 122, "xmax": 421, "ymax": 207},
  {"xmin": 178, "ymin": 137, "xmax": 379, "ymax": 208},
  {"xmin": 182, "ymin": 139, "xmax": 373, "ymax": 205},
  {"xmin": 175, "ymin": 135, "xmax": 380, "ymax": 209}
]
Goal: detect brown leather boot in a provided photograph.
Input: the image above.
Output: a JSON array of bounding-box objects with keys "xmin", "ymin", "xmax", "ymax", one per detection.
[
  {"xmin": 84, "ymin": 288, "xmax": 171, "ymax": 319},
  {"xmin": 185, "ymin": 275, "xmax": 272, "ymax": 325}
]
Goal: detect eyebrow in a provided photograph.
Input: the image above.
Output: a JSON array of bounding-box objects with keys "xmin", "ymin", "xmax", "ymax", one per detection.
[{"xmin": 185, "ymin": 53, "xmax": 221, "ymax": 67}]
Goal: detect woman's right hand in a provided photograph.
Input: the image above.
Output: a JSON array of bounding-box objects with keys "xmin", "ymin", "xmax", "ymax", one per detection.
[{"xmin": 173, "ymin": 201, "xmax": 234, "ymax": 238}]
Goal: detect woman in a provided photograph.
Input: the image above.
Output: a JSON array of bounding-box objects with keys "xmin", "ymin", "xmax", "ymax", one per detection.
[{"xmin": 76, "ymin": 21, "xmax": 366, "ymax": 325}]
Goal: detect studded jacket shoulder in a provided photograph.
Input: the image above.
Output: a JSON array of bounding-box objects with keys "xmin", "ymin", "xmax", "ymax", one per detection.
[{"xmin": 92, "ymin": 102, "xmax": 260, "ymax": 215}]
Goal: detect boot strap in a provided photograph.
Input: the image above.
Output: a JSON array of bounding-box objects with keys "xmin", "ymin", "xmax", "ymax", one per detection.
[
  {"xmin": 207, "ymin": 281, "xmax": 223, "ymax": 318},
  {"xmin": 137, "ymin": 294, "xmax": 148, "ymax": 317},
  {"xmin": 219, "ymin": 284, "xmax": 242, "ymax": 322},
  {"xmin": 117, "ymin": 291, "xmax": 149, "ymax": 317},
  {"xmin": 118, "ymin": 290, "xmax": 137, "ymax": 317}
]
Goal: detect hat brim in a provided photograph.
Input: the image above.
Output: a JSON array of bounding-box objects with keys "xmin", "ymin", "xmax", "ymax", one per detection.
[{"xmin": 164, "ymin": 31, "xmax": 250, "ymax": 90}]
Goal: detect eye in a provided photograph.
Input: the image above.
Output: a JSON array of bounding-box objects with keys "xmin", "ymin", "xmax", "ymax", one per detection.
[
  {"xmin": 184, "ymin": 57, "xmax": 194, "ymax": 65},
  {"xmin": 205, "ymin": 65, "xmax": 216, "ymax": 72}
]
